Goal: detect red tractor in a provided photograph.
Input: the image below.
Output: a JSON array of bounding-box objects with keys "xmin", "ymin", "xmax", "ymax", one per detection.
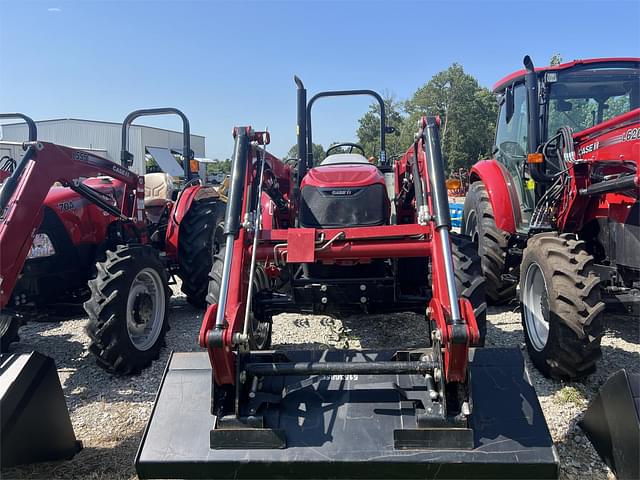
[
  {"xmin": 136, "ymin": 78, "xmax": 557, "ymax": 479},
  {"xmin": 462, "ymin": 56, "xmax": 639, "ymax": 379},
  {"xmin": 0, "ymin": 109, "xmax": 223, "ymax": 373}
]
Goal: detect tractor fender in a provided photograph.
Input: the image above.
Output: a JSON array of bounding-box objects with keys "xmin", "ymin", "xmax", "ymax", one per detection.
[
  {"xmin": 165, "ymin": 185, "xmax": 220, "ymax": 259},
  {"xmin": 469, "ymin": 159, "xmax": 521, "ymax": 233}
]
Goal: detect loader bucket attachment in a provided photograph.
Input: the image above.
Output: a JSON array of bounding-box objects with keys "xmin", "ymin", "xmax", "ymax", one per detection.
[
  {"xmin": 580, "ymin": 369, "xmax": 640, "ymax": 480},
  {"xmin": 1, "ymin": 352, "xmax": 81, "ymax": 467},
  {"xmin": 136, "ymin": 348, "xmax": 558, "ymax": 479}
]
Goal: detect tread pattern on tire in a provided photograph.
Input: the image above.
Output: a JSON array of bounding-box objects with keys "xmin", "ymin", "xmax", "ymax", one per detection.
[
  {"xmin": 462, "ymin": 181, "xmax": 515, "ymax": 304},
  {"xmin": 179, "ymin": 198, "xmax": 225, "ymax": 308},
  {"xmin": 451, "ymin": 233, "xmax": 487, "ymax": 346},
  {"xmin": 521, "ymin": 232, "xmax": 605, "ymax": 379},
  {"xmin": 206, "ymin": 248, "xmax": 272, "ymax": 350},
  {"xmin": 84, "ymin": 244, "xmax": 170, "ymax": 375}
]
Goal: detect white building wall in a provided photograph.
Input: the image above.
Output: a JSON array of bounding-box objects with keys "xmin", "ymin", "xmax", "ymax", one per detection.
[{"xmin": 0, "ymin": 119, "xmax": 205, "ymax": 176}]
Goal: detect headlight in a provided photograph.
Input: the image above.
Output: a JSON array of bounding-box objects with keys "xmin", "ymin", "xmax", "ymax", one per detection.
[{"xmin": 27, "ymin": 233, "xmax": 56, "ymax": 259}]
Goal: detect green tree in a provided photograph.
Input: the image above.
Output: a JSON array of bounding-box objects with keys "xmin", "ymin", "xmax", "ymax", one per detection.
[
  {"xmin": 356, "ymin": 93, "xmax": 406, "ymax": 162},
  {"xmin": 206, "ymin": 158, "xmax": 231, "ymax": 174},
  {"xmin": 549, "ymin": 53, "xmax": 563, "ymax": 66},
  {"xmin": 286, "ymin": 143, "xmax": 326, "ymax": 164},
  {"xmin": 404, "ymin": 63, "xmax": 497, "ymax": 171}
]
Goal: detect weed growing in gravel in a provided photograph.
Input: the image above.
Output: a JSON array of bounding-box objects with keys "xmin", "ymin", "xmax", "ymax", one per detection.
[{"xmin": 556, "ymin": 385, "xmax": 586, "ymax": 406}]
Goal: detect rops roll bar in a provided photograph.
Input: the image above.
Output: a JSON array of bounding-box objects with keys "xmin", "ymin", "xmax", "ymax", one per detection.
[
  {"xmin": 121, "ymin": 108, "xmax": 192, "ymax": 180},
  {"xmin": 0, "ymin": 113, "xmax": 37, "ymax": 141},
  {"xmin": 294, "ymin": 76, "xmax": 390, "ymax": 185}
]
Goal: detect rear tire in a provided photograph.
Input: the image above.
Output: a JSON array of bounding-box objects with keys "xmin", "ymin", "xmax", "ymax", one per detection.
[
  {"xmin": 0, "ymin": 315, "xmax": 21, "ymax": 352},
  {"xmin": 462, "ymin": 182, "xmax": 515, "ymax": 304},
  {"xmin": 84, "ymin": 245, "xmax": 170, "ymax": 375},
  {"xmin": 206, "ymin": 248, "xmax": 272, "ymax": 350},
  {"xmin": 520, "ymin": 233, "xmax": 605, "ymax": 379},
  {"xmin": 179, "ymin": 197, "xmax": 226, "ymax": 308},
  {"xmin": 451, "ymin": 234, "xmax": 487, "ymax": 346}
]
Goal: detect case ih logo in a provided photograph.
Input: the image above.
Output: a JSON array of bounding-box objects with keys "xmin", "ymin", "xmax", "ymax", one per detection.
[
  {"xmin": 330, "ymin": 189, "xmax": 354, "ymax": 196},
  {"xmin": 577, "ymin": 141, "xmax": 599, "ymax": 157},
  {"xmin": 112, "ymin": 165, "xmax": 131, "ymax": 178}
]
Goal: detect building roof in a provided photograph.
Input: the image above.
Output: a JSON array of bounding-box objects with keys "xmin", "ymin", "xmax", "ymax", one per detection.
[{"xmin": 0, "ymin": 117, "xmax": 205, "ymax": 138}]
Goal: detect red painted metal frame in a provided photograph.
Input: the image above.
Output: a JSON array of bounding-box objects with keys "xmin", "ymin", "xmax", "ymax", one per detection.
[
  {"xmin": 397, "ymin": 132, "xmax": 478, "ymax": 382},
  {"xmin": 201, "ymin": 125, "xmax": 479, "ymax": 386},
  {"xmin": 0, "ymin": 142, "xmax": 143, "ymax": 309},
  {"xmin": 556, "ymin": 108, "xmax": 640, "ymax": 232}
]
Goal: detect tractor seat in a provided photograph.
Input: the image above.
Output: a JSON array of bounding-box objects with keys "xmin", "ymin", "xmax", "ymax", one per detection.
[
  {"xmin": 320, "ymin": 153, "xmax": 370, "ymax": 166},
  {"xmin": 144, "ymin": 172, "xmax": 174, "ymax": 208}
]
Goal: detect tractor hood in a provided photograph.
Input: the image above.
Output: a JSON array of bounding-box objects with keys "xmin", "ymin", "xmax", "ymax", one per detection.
[
  {"xmin": 44, "ymin": 177, "xmax": 126, "ymax": 205},
  {"xmin": 301, "ymin": 163, "xmax": 385, "ymax": 189}
]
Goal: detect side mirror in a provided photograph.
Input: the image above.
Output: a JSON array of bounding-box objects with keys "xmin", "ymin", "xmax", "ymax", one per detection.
[{"xmin": 505, "ymin": 86, "xmax": 514, "ymax": 123}]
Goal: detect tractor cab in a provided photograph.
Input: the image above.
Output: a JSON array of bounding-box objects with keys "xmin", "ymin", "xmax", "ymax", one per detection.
[{"xmin": 491, "ymin": 57, "xmax": 640, "ymax": 225}]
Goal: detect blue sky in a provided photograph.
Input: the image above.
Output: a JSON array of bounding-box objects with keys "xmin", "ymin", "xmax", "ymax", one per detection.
[{"xmin": 1, "ymin": 0, "xmax": 639, "ymax": 159}]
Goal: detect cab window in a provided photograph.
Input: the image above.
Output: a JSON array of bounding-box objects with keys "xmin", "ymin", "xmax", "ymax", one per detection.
[{"xmin": 494, "ymin": 83, "xmax": 533, "ymax": 214}]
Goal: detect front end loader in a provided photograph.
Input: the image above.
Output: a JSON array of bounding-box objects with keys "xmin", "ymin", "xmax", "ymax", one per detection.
[
  {"xmin": 0, "ymin": 109, "xmax": 223, "ymax": 374},
  {"xmin": 0, "ymin": 109, "xmax": 223, "ymax": 466},
  {"xmin": 136, "ymin": 78, "xmax": 558, "ymax": 479}
]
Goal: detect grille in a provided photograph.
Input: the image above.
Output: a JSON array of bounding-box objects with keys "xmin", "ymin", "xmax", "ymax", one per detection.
[{"xmin": 300, "ymin": 184, "xmax": 388, "ymax": 228}]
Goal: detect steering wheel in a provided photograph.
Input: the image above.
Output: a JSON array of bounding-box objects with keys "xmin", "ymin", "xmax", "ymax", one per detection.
[{"xmin": 325, "ymin": 143, "xmax": 366, "ymax": 157}]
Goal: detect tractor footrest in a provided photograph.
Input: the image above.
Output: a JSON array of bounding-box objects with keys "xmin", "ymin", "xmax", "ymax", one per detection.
[{"xmin": 136, "ymin": 348, "xmax": 559, "ymax": 479}]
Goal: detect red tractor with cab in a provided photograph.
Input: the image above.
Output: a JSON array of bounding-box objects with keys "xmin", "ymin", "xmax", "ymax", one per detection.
[
  {"xmin": 0, "ymin": 109, "xmax": 223, "ymax": 374},
  {"xmin": 462, "ymin": 56, "xmax": 639, "ymax": 379}
]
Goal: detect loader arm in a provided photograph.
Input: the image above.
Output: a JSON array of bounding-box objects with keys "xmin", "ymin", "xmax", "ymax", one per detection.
[
  {"xmin": 201, "ymin": 117, "xmax": 478, "ymax": 386},
  {"xmin": 0, "ymin": 141, "xmax": 144, "ymax": 309},
  {"xmin": 396, "ymin": 116, "xmax": 480, "ymax": 382}
]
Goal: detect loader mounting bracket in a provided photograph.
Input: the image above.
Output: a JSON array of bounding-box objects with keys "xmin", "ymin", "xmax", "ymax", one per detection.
[{"xmin": 209, "ymin": 347, "xmax": 473, "ymax": 450}]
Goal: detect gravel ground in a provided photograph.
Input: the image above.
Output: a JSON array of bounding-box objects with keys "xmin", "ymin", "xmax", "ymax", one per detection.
[{"xmin": 2, "ymin": 284, "xmax": 637, "ymax": 480}]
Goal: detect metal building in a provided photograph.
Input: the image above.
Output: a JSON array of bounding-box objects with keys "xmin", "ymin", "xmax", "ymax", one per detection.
[{"xmin": 0, "ymin": 118, "xmax": 205, "ymax": 175}]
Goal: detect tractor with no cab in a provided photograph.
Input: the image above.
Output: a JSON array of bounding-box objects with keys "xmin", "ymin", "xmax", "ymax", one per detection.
[
  {"xmin": 136, "ymin": 78, "xmax": 557, "ymax": 479},
  {"xmin": 0, "ymin": 109, "xmax": 224, "ymax": 374}
]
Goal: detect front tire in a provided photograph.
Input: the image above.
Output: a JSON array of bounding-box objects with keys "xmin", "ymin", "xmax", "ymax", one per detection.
[
  {"xmin": 451, "ymin": 234, "xmax": 487, "ymax": 346},
  {"xmin": 179, "ymin": 197, "xmax": 226, "ymax": 308},
  {"xmin": 520, "ymin": 233, "xmax": 605, "ymax": 379},
  {"xmin": 462, "ymin": 182, "xmax": 515, "ymax": 304},
  {"xmin": 0, "ymin": 315, "xmax": 21, "ymax": 352},
  {"xmin": 206, "ymin": 248, "xmax": 272, "ymax": 350},
  {"xmin": 84, "ymin": 245, "xmax": 170, "ymax": 375}
]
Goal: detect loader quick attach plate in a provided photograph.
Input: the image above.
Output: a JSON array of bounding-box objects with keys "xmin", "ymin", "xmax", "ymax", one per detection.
[{"xmin": 136, "ymin": 348, "xmax": 559, "ymax": 479}]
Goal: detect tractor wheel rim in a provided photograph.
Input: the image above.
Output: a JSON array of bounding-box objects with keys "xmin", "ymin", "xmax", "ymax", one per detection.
[
  {"xmin": 251, "ymin": 314, "xmax": 270, "ymax": 350},
  {"xmin": 523, "ymin": 262, "xmax": 550, "ymax": 351},
  {"xmin": 126, "ymin": 267, "xmax": 165, "ymax": 351}
]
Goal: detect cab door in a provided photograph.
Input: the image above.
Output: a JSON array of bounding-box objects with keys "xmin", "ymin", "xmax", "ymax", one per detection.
[{"xmin": 494, "ymin": 83, "xmax": 534, "ymax": 227}]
